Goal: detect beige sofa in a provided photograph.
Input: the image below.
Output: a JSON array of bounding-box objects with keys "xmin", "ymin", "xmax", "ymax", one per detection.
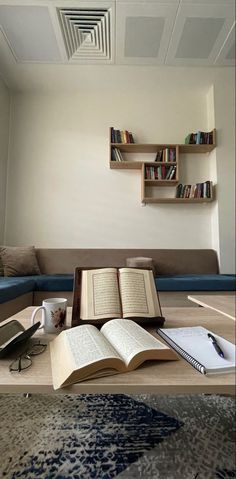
[{"xmin": 0, "ymin": 248, "xmax": 234, "ymax": 321}]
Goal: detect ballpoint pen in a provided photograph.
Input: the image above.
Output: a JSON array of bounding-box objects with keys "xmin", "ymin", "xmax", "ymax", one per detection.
[{"xmin": 207, "ymin": 333, "xmax": 225, "ymax": 358}]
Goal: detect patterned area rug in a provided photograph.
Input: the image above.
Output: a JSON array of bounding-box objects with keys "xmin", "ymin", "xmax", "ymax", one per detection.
[{"xmin": 0, "ymin": 394, "xmax": 235, "ymax": 479}]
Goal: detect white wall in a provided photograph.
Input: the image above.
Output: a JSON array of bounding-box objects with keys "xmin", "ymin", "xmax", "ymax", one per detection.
[
  {"xmin": 0, "ymin": 77, "xmax": 10, "ymax": 243},
  {"xmin": 213, "ymin": 71, "xmax": 235, "ymax": 272},
  {"xmin": 4, "ymin": 66, "xmax": 235, "ymax": 272}
]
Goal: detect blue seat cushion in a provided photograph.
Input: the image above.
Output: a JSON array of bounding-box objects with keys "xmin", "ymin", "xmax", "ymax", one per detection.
[
  {"xmin": 31, "ymin": 274, "xmax": 74, "ymax": 291},
  {"xmin": 1, "ymin": 273, "xmax": 235, "ymax": 305},
  {"xmin": 0, "ymin": 277, "xmax": 35, "ymax": 304},
  {"xmin": 155, "ymin": 274, "xmax": 236, "ymax": 291}
]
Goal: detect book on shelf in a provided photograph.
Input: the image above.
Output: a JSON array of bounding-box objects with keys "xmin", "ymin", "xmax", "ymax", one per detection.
[
  {"xmin": 155, "ymin": 148, "xmax": 176, "ymax": 163},
  {"xmin": 50, "ymin": 318, "xmax": 178, "ymax": 389},
  {"xmin": 157, "ymin": 326, "xmax": 235, "ymax": 375},
  {"xmin": 166, "ymin": 165, "xmax": 176, "ymax": 180},
  {"xmin": 155, "ymin": 150, "xmax": 163, "ymax": 162},
  {"xmin": 111, "ymin": 147, "xmax": 124, "ymax": 162},
  {"xmin": 145, "ymin": 164, "xmax": 176, "ymax": 181},
  {"xmin": 175, "ymin": 181, "xmax": 212, "ymax": 199},
  {"xmin": 72, "ymin": 267, "xmax": 165, "ymax": 327},
  {"xmin": 184, "ymin": 131, "xmax": 214, "ymax": 145},
  {"xmin": 111, "ymin": 127, "xmax": 134, "ymax": 144}
]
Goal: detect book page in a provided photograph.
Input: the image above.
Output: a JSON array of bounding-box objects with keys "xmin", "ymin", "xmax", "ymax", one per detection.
[
  {"xmin": 101, "ymin": 319, "xmax": 174, "ymax": 368},
  {"xmin": 118, "ymin": 268, "xmax": 161, "ymax": 318},
  {"xmin": 80, "ymin": 268, "xmax": 122, "ymax": 320},
  {"xmin": 50, "ymin": 324, "xmax": 125, "ymax": 389}
]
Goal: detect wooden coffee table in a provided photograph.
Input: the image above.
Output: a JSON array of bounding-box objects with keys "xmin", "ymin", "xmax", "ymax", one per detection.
[
  {"xmin": 0, "ymin": 307, "xmax": 235, "ymax": 395},
  {"xmin": 188, "ymin": 294, "xmax": 235, "ymax": 321}
]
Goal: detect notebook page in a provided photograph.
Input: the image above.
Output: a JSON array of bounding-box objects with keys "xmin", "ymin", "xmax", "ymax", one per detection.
[{"xmin": 158, "ymin": 326, "xmax": 235, "ymax": 372}]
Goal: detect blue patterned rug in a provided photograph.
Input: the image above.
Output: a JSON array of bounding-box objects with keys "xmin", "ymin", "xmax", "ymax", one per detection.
[{"xmin": 0, "ymin": 394, "xmax": 235, "ymax": 479}]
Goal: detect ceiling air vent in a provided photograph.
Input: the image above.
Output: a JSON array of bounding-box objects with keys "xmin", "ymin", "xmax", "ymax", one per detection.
[{"xmin": 57, "ymin": 7, "xmax": 112, "ymax": 62}]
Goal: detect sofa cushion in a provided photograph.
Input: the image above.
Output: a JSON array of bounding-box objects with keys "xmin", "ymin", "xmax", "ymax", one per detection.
[
  {"xmin": 35, "ymin": 249, "xmax": 219, "ymax": 275},
  {"xmin": 0, "ymin": 246, "xmax": 41, "ymax": 277},
  {"xmin": 0, "ymin": 273, "xmax": 235, "ymax": 306},
  {"xmin": 155, "ymin": 274, "xmax": 236, "ymax": 292},
  {"xmin": 0, "ymin": 257, "xmax": 3, "ymax": 276},
  {"xmin": 126, "ymin": 257, "xmax": 156, "ymax": 274},
  {"xmin": 32, "ymin": 275, "xmax": 74, "ymax": 291},
  {"xmin": 0, "ymin": 277, "xmax": 35, "ymax": 304}
]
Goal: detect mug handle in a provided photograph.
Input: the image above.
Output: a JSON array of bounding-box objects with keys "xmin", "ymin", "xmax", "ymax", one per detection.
[{"xmin": 31, "ymin": 306, "xmax": 46, "ymax": 329}]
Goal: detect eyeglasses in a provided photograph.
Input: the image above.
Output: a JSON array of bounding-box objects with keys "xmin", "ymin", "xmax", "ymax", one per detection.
[{"xmin": 9, "ymin": 340, "xmax": 47, "ymax": 372}]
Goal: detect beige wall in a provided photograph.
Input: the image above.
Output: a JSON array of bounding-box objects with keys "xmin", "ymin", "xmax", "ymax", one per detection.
[
  {"xmin": 0, "ymin": 77, "xmax": 10, "ymax": 243},
  {"xmin": 4, "ymin": 66, "xmax": 235, "ymax": 272}
]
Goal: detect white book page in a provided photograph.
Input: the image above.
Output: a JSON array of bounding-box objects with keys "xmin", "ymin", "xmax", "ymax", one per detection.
[
  {"xmin": 160, "ymin": 326, "xmax": 236, "ymax": 371},
  {"xmin": 80, "ymin": 268, "xmax": 122, "ymax": 320},
  {"xmin": 118, "ymin": 268, "xmax": 161, "ymax": 318},
  {"xmin": 50, "ymin": 325, "xmax": 124, "ymax": 389},
  {"xmin": 101, "ymin": 319, "xmax": 168, "ymax": 366},
  {"xmin": 63, "ymin": 325, "xmax": 123, "ymax": 368}
]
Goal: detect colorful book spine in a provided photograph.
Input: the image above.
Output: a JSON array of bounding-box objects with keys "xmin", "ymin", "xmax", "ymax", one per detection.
[
  {"xmin": 175, "ymin": 181, "xmax": 213, "ymax": 198},
  {"xmin": 110, "ymin": 127, "xmax": 135, "ymax": 144},
  {"xmin": 185, "ymin": 131, "xmax": 214, "ymax": 145}
]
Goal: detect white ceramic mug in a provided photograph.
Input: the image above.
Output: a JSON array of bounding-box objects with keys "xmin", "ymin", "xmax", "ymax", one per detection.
[{"xmin": 31, "ymin": 298, "xmax": 67, "ymax": 333}]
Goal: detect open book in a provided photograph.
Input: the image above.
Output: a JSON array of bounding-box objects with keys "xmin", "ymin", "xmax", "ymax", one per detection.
[
  {"xmin": 72, "ymin": 267, "xmax": 164, "ymax": 326},
  {"xmin": 50, "ymin": 319, "xmax": 178, "ymax": 389}
]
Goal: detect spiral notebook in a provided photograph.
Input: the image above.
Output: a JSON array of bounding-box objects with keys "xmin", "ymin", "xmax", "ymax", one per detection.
[{"xmin": 157, "ymin": 326, "xmax": 235, "ymax": 375}]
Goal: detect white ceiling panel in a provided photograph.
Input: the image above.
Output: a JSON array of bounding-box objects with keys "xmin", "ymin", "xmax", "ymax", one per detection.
[
  {"xmin": 166, "ymin": 3, "xmax": 235, "ymax": 66},
  {"xmin": 0, "ymin": 5, "xmax": 62, "ymax": 62},
  {"xmin": 0, "ymin": 0, "xmax": 234, "ymax": 70},
  {"xmin": 116, "ymin": 2, "xmax": 178, "ymax": 65},
  {"xmin": 215, "ymin": 22, "xmax": 235, "ymax": 65}
]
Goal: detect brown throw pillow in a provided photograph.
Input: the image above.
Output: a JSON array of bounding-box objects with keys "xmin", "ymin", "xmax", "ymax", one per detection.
[
  {"xmin": 126, "ymin": 257, "xmax": 156, "ymax": 275},
  {"xmin": 0, "ymin": 246, "xmax": 41, "ymax": 277},
  {"xmin": 0, "ymin": 256, "xmax": 4, "ymax": 276}
]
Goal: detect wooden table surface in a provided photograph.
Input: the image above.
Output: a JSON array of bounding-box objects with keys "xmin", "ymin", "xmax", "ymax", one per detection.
[
  {"xmin": 0, "ymin": 307, "xmax": 235, "ymax": 395},
  {"xmin": 188, "ymin": 294, "xmax": 236, "ymax": 321}
]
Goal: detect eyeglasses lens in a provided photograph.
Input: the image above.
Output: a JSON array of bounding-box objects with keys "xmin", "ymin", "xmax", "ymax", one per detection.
[
  {"xmin": 9, "ymin": 342, "xmax": 47, "ymax": 372},
  {"xmin": 10, "ymin": 355, "xmax": 32, "ymax": 372},
  {"xmin": 27, "ymin": 343, "xmax": 47, "ymax": 355}
]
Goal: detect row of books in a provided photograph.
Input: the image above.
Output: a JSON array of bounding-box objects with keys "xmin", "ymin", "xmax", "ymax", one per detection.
[
  {"xmin": 111, "ymin": 148, "xmax": 124, "ymax": 162},
  {"xmin": 155, "ymin": 148, "xmax": 176, "ymax": 162},
  {"xmin": 185, "ymin": 131, "xmax": 213, "ymax": 145},
  {"xmin": 111, "ymin": 127, "xmax": 134, "ymax": 144},
  {"xmin": 176, "ymin": 181, "xmax": 212, "ymax": 199},
  {"xmin": 145, "ymin": 165, "xmax": 176, "ymax": 181}
]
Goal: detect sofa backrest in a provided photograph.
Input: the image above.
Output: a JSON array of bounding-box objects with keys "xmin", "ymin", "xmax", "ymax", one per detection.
[{"xmin": 35, "ymin": 249, "xmax": 219, "ymax": 275}]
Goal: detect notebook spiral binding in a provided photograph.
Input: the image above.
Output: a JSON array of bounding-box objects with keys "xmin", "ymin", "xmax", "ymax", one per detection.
[{"xmin": 158, "ymin": 329, "xmax": 206, "ymax": 375}]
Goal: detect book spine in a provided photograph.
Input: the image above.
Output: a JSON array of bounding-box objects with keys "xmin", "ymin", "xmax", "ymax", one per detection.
[
  {"xmin": 129, "ymin": 132, "xmax": 135, "ymax": 143},
  {"xmin": 184, "ymin": 130, "xmax": 214, "ymax": 145},
  {"xmin": 111, "ymin": 148, "xmax": 116, "ymax": 161},
  {"xmin": 165, "ymin": 166, "xmax": 172, "ymax": 180},
  {"xmin": 175, "ymin": 183, "xmax": 183, "ymax": 198},
  {"xmin": 169, "ymin": 165, "xmax": 176, "ymax": 180},
  {"xmin": 111, "ymin": 127, "xmax": 114, "ymax": 143}
]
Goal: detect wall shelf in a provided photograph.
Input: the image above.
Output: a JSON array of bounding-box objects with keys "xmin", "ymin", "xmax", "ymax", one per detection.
[
  {"xmin": 109, "ymin": 128, "xmax": 216, "ymax": 204},
  {"xmin": 110, "ymin": 161, "xmax": 143, "ymax": 170},
  {"xmin": 144, "ymin": 180, "xmax": 179, "ymax": 187},
  {"xmin": 142, "ymin": 197, "xmax": 214, "ymax": 204}
]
